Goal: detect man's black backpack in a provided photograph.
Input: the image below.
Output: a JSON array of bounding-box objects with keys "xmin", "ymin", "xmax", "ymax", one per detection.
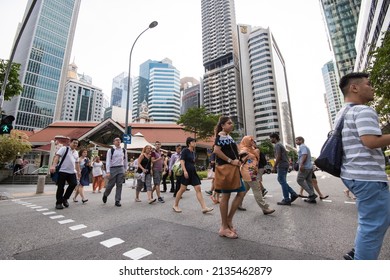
[
  {"xmin": 110, "ymin": 147, "xmax": 126, "ymax": 160},
  {"xmin": 314, "ymin": 105, "xmax": 353, "ymax": 177}
]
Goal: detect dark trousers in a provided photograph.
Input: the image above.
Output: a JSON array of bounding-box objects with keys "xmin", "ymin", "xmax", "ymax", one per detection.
[
  {"xmin": 162, "ymin": 171, "xmax": 169, "ymax": 191},
  {"xmin": 169, "ymin": 173, "xmax": 175, "ymax": 192},
  {"xmin": 56, "ymin": 172, "xmax": 77, "ymax": 204}
]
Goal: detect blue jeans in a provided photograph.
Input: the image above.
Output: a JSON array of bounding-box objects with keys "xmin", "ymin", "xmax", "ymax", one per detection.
[
  {"xmin": 342, "ymin": 179, "xmax": 390, "ymax": 260},
  {"xmin": 277, "ymin": 167, "xmax": 296, "ymax": 201}
]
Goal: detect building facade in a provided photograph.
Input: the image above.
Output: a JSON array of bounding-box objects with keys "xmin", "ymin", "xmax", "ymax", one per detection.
[
  {"xmin": 354, "ymin": 0, "xmax": 390, "ymax": 71},
  {"xmin": 61, "ymin": 63, "xmax": 104, "ymax": 122},
  {"xmin": 3, "ymin": 0, "xmax": 81, "ymax": 130},
  {"xmin": 201, "ymin": 0, "xmax": 243, "ymax": 131},
  {"xmin": 110, "ymin": 72, "xmax": 129, "ymax": 109},
  {"xmin": 321, "ymin": 60, "xmax": 344, "ymax": 128},
  {"xmin": 180, "ymin": 77, "xmax": 201, "ymax": 114},
  {"xmin": 132, "ymin": 58, "xmax": 180, "ymax": 123},
  {"xmin": 238, "ymin": 25, "xmax": 295, "ymax": 148},
  {"xmin": 320, "ymin": 0, "xmax": 362, "ymax": 78}
]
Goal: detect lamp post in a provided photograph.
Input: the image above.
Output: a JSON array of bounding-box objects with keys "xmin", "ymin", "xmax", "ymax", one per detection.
[{"xmin": 124, "ymin": 21, "xmax": 158, "ymax": 151}]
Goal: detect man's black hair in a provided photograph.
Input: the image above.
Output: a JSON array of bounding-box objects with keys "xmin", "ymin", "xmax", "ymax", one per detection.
[
  {"xmin": 339, "ymin": 72, "xmax": 369, "ymax": 96},
  {"xmin": 269, "ymin": 133, "xmax": 280, "ymax": 141}
]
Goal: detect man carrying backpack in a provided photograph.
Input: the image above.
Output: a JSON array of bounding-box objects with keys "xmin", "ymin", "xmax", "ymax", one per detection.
[
  {"xmin": 338, "ymin": 72, "xmax": 390, "ymax": 260},
  {"xmin": 103, "ymin": 137, "xmax": 128, "ymax": 207}
]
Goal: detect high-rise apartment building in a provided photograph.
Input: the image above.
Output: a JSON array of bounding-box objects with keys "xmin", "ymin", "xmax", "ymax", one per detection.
[
  {"xmin": 237, "ymin": 25, "xmax": 295, "ymax": 148},
  {"xmin": 321, "ymin": 60, "xmax": 344, "ymax": 128},
  {"xmin": 132, "ymin": 58, "xmax": 180, "ymax": 123},
  {"xmin": 3, "ymin": 0, "xmax": 81, "ymax": 130},
  {"xmin": 61, "ymin": 63, "xmax": 104, "ymax": 122},
  {"xmin": 320, "ymin": 0, "xmax": 362, "ymax": 78},
  {"xmin": 201, "ymin": 0, "xmax": 243, "ymax": 131},
  {"xmin": 354, "ymin": 0, "xmax": 390, "ymax": 71}
]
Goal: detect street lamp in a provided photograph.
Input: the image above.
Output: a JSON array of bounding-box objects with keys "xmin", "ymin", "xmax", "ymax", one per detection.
[{"xmin": 124, "ymin": 21, "xmax": 158, "ymax": 151}]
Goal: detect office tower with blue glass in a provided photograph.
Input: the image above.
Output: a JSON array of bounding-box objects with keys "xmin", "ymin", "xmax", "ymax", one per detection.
[{"xmin": 3, "ymin": 0, "xmax": 81, "ymax": 130}]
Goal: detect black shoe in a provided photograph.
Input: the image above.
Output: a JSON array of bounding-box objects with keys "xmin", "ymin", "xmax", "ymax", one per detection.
[
  {"xmin": 63, "ymin": 200, "xmax": 69, "ymax": 208},
  {"xmin": 55, "ymin": 203, "xmax": 64, "ymax": 209},
  {"xmin": 102, "ymin": 195, "xmax": 107, "ymax": 203},
  {"xmin": 237, "ymin": 206, "xmax": 247, "ymax": 211},
  {"xmin": 304, "ymin": 198, "xmax": 317, "ymax": 203},
  {"xmin": 82, "ymin": 199, "xmax": 88, "ymax": 203},
  {"xmin": 158, "ymin": 197, "xmax": 165, "ymax": 203},
  {"xmin": 161, "ymin": 190, "xmax": 167, "ymax": 193},
  {"xmin": 115, "ymin": 201, "xmax": 121, "ymax": 207},
  {"xmin": 343, "ymin": 248, "xmax": 355, "ymax": 260},
  {"xmin": 205, "ymin": 190, "xmax": 212, "ymax": 195},
  {"xmin": 277, "ymin": 200, "xmax": 291, "ymax": 206},
  {"xmin": 290, "ymin": 193, "xmax": 299, "ymax": 203}
]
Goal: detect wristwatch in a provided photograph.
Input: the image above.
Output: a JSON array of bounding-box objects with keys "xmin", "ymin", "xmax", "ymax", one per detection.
[{"xmin": 227, "ymin": 158, "xmax": 232, "ymax": 163}]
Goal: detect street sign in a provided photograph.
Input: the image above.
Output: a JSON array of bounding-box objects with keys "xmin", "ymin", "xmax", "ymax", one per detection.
[{"xmin": 123, "ymin": 133, "xmax": 132, "ymax": 144}]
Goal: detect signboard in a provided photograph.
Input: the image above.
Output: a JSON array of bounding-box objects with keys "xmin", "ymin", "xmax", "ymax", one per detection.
[{"xmin": 123, "ymin": 134, "xmax": 132, "ymax": 144}]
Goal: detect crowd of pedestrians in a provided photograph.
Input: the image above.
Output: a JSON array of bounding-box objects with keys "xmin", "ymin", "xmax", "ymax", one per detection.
[{"xmin": 47, "ymin": 72, "xmax": 389, "ymax": 260}]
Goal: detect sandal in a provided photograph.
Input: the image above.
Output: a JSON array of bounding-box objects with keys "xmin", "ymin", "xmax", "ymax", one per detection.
[
  {"xmin": 320, "ymin": 195, "xmax": 329, "ymax": 200},
  {"xmin": 218, "ymin": 228, "xmax": 238, "ymax": 239},
  {"xmin": 298, "ymin": 194, "xmax": 308, "ymax": 198},
  {"xmin": 210, "ymin": 195, "xmax": 219, "ymax": 204},
  {"xmin": 148, "ymin": 198, "xmax": 156, "ymax": 204},
  {"xmin": 135, "ymin": 198, "xmax": 141, "ymax": 202},
  {"xmin": 202, "ymin": 207, "xmax": 214, "ymax": 214},
  {"xmin": 172, "ymin": 206, "xmax": 182, "ymax": 213},
  {"xmin": 73, "ymin": 198, "xmax": 78, "ymax": 203}
]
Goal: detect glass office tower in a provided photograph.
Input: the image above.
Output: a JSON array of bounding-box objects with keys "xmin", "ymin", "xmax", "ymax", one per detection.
[{"xmin": 3, "ymin": 0, "xmax": 81, "ymax": 130}]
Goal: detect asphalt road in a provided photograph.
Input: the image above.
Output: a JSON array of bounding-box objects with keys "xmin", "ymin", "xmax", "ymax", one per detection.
[{"xmin": 0, "ymin": 171, "xmax": 389, "ymax": 261}]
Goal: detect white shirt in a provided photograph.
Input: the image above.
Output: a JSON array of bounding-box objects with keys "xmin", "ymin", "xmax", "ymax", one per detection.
[{"xmin": 56, "ymin": 146, "xmax": 79, "ymax": 174}]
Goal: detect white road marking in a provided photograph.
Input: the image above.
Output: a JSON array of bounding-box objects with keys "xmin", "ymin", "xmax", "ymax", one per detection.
[
  {"xmin": 25, "ymin": 204, "xmax": 37, "ymax": 207},
  {"xmin": 123, "ymin": 247, "xmax": 152, "ymax": 260},
  {"xmin": 58, "ymin": 219, "xmax": 74, "ymax": 224},
  {"xmin": 100, "ymin": 238, "xmax": 124, "ymax": 248},
  {"xmin": 69, "ymin": 224, "xmax": 87, "ymax": 230},
  {"xmin": 36, "ymin": 208, "xmax": 49, "ymax": 211},
  {"xmin": 345, "ymin": 201, "xmax": 356, "ymax": 205},
  {"xmin": 30, "ymin": 206, "xmax": 42, "ymax": 209},
  {"xmin": 50, "ymin": 215, "xmax": 65, "ymax": 219},
  {"xmin": 321, "ymin": 199, "xmax": 332, "ymax": 203},
  {"xmin": 42, "ymin": 211, "xmax": 56, "ymax": 215},
  {"xmin": 82, "ymin": 231, "xmax": 104, "ymax": 238}
]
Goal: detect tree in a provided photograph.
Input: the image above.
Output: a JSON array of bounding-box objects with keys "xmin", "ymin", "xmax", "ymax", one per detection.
[
  {"xmin": 0, "ymin": 59, "xmax": 23, "ymax": 101},
  {"xmin": 0, "ymin": 130, "xmax": 32, "ymax": 166},
  {"xmin": 177, "ymin": 107, "xmax": 220, "ymax": 140},
  {"xmin": 258, "ymin": 139, "xmax": 274, "ymax": 158},
  {"xmin": 367, "ymin": 31, "xmax": 390, "ymax": 124}
]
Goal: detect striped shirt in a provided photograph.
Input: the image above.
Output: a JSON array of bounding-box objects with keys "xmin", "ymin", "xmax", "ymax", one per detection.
[{"xmin": 338, "ymin": 104, "xmax": 387, "ymax": 182}]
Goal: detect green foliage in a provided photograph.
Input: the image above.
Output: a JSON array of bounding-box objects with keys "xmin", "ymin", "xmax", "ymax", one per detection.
[
  {"xmin": 177, "ymin": 106, "xmax": 220, "ymax": 140},
  {"xmin": 367, "ymin": 31, "xmax": 390, "ymax": 123},
  {"xmin": 0, "ymin": 130, "xmax": 32, "ymax": 165},
  {"xmin": 258, "ymin": 139, "xmax": 274, "ymax": 158},
  {"xmin": 0, "ymin": 59, "xmax": 23, "ymax": 101},
  {"xmin": 288, "ymin": 150, "xmax": 298, "ymax": 162}
]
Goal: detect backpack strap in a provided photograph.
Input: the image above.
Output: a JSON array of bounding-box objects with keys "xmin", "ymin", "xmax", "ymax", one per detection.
[
  {"xmin": 57, "ymin": 147, "xmax": 69, "ymax": 169},
  {"xmin": 111, "ymin": 147, "xmax": 126, "ymax": 160}
]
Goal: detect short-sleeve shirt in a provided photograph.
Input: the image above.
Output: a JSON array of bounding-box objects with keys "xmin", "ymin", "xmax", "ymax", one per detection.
[
  {"xmin": 274, "ymin": 142, "xmax": 289, "ymax": 169},
  {"xmin": 56, "ymin": 146, "xmax": 78, "ymax": 174},
  {"xmin": 214, "ymin": 134, "xmax": 239, "ymax": 165},
  {"xmin": 151, "ymin": 150, "xmax": 163, "ymax": 171},
  {"xmin": 339, "ymin": 104, "xmax": 387, "ymax": 182},
  {"xmin": 298, "ymin": 144, "xmax": 312, "ymax": 169},
  {"xmin": 180, "ymin": 148, "xmax": 196, "ymax": 173}
]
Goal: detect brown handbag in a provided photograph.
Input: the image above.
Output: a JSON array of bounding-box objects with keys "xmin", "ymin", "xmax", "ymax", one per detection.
[
  {"xmin": 214, "ymin": 163, "xmax": 241, "ymax": 190},
  {"xmin": 214, "ymin": 142, "xmax": 241, "ymax": 191}
]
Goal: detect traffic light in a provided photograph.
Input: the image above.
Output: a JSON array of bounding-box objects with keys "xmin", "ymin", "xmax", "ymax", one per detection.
[{"xmin": 0, "ymin": 115, "xmax": 15, "ymax": 135}]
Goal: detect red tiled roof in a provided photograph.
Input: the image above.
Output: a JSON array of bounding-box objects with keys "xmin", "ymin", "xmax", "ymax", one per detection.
[{"xmin": 27, "ymin": 120, "xmax": 214, "ymax": 148}]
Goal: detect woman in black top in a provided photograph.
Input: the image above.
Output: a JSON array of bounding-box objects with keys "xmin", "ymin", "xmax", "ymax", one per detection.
[
  {"xmin": 135, "ymin": 145, "xmax": 156, "ymax": 204},
  {"xmin": 213, "ymin": 116, "xmax": 246, "ymax": 239},
  {"xmin": 172, "ymin": 137, "xmax": 213, "ymax": 214}
]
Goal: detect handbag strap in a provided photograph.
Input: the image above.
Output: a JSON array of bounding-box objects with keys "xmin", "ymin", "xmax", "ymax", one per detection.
[{"xmin": 57, "ymin": 147, "xmax": 69, "ymax": 169}]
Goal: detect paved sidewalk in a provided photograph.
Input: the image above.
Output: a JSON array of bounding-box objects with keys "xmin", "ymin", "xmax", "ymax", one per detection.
[{"xmin": 0, "ymin": 183, "xmax": 57, "ymax": 199}]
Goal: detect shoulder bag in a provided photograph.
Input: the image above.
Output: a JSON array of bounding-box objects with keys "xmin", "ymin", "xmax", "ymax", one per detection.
[{"xmin": 50, "ymin": 147, "xmax": 69, "ymax": 184}]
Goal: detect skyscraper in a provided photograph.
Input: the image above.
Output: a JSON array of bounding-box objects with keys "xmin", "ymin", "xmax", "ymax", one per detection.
[
  {"xmin": 61, "ymin": 62, "xmax": 104, "ymax": 122},
  {"xmin": 111, "ymin": 72, "xmax": 129, "ymax": 109},
  {"xmin": 132, "ymin": 58, "xmax": 181, "ymax": 123},
  {"xmin": 320, "ymin": 0, "xmax": 362, "ymax": 78},
  {"xmin": 321, "ymin": 60, "xmax": 344, "ymax": 128},
  {"xmin": 3, "ymin": 0, "xmax": 81, "ymax": 130},
  {"xmin": 237, "ymin": 25, "xmax": 295, "ymax": 148},
  {"xmin": 201, "ymin": 0, "xmax": 243, "ymax": 131}
]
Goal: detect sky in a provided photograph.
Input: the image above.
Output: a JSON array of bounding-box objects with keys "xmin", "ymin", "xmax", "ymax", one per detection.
[{"xmin": 0, "ymin": 0, "xmax": 335, "ymax": 156}]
